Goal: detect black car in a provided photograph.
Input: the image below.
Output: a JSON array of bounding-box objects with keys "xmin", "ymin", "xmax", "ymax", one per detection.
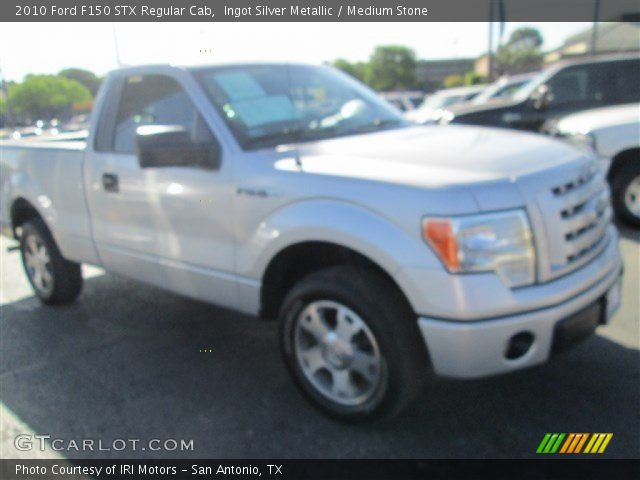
[{"xmin": 444, "ymin": 54, "xmax": 640, "ymax": 132}]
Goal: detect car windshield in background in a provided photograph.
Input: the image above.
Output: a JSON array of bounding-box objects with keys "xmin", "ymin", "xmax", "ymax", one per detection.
[
  {"xmin": 471, "ymin": 78, "xmax": 532, "ymax": 104},
  {"xmin": 193, "ymin": 64, "xmax": 407, "ymax": 149},
  {"xmin": 511, "ymin": 69, "xmax": 552, "ymax": 102}
]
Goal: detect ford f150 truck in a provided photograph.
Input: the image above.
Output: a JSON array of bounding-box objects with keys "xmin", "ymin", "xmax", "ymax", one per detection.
[{"xmin": 0, "ymin": 63, "xmax": 623, "ymax": 420}]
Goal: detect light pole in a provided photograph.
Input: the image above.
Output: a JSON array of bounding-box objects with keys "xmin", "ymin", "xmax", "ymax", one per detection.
[
  {"xmin": 488, "ymin": 0, "xmax": 494, "ymax": 81},
  {"xmin": 591, "ymin": 0, "xmax": 600, "ymax": 56},
  {"xmin": 112, "ymin": 23, "xmax": 123, "ymax": 67}
]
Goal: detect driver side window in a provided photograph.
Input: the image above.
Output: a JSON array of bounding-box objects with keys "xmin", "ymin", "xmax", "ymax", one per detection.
[{"xmin": 113, "ymin": 74, "xmax": 214, "ymax": 154}]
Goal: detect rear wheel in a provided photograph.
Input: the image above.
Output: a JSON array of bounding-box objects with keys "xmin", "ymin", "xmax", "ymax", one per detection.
[
  {"xmin": 20, "ymin": 219, "xmax": 83, "ymax": 305},
  {"xmin": 279, "ymin": 266, "xmax": 429, "ymax": 421},
  {"xmin": 611, "ymin": 160, "xmax": 640, "ymax": 227}
]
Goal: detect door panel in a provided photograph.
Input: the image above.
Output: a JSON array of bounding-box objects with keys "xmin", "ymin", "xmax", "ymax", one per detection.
[{"xmin": 84, "ymin": 72, "xmax": 238, "ymax": 308}]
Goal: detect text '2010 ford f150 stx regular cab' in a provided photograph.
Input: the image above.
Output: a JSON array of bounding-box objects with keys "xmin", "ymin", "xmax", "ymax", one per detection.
[{"xmin": 0, "ymin": 64, "xmax": 623, "ymax": 420}]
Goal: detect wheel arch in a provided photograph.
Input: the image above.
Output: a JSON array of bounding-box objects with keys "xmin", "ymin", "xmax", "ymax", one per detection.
[
  {"xmin": 607, "ymin": 147, "xmax": 640, "ymax": 184},
  {"xmin": 260, "ymin": 240, "xmax": 414, "ymax": 321},
  {"xmin": 10, "ymin": 197, "xmax": 46, "ymax": 238}
]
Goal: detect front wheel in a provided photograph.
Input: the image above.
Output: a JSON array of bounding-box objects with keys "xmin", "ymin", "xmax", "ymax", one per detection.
[
  {"xmin": 20, "ymin": 219, "xmax": 83, "ymax": 305},
  {"xmin": 611, "ymin": 161, "xmax": 640, "ymax": 228},
  {"xmin": 279, "ymin": 266, "xmax": 429, "ymax": 421}
]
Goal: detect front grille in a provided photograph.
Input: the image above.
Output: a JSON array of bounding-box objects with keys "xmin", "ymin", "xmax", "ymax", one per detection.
[{"xmin": 533, "ymin": 162, "xmax": 612, "ymax": 282}]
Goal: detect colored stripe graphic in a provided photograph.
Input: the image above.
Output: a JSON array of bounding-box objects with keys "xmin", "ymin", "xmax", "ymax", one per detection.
[
  {"xmin": 536, "ymin": 433, "xmax": 565, "ymax": 454},
  {"xmin": 559, "ymin": 433, "xmax": 575, "ymax": 453},
  {"xmin": 536, "ymin": 433, "xmax": 552, "ymax": 453},
  {"xmin": 540, "ymin": 433, "xmax": 613, "ymax": 454},
  {"xmin": 550, "ymin": 433, "xmax": 565, "ymax": 453},
  {"xmin": 573, "ymin": 434, "xmax": 589, "ymax": 453},
  {"xmin": 536, "ymin": 433, "xmax": 613, "ymax": 454},
  {"xmin": 584, "ymin": 433, "xmax": 614, "ymax": 454},
  {"xmin": 567, "ymin": 433, "xmax": 583, "ymax": 453}
]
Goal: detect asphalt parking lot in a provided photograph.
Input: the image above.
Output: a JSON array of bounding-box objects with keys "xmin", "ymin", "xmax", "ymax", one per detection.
[{"xmin": 0, "ymin": 225, "xmax": 638, "ymax": 459}]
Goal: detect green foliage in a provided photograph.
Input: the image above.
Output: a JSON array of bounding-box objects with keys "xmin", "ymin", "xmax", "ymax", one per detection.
[
  {"xmin": 464, "ymin": 71, "xmax": 486, "ymax": 85},
  {"xmin": 443, "ymin": 74, "xmax": 464, "ymax": 88},
  {"xmin": 8, "ymin": 75, "xmax": 92, "ymax": 119},
  {"xmin": 0, "ymin": 95, "xmax": 7, "ymax": 127},
  {"xmin": 59, "ymin": 68, "xmax": 102, "ymax": 95},
  {"xmin": 495, "ymin": 47, "xmax": 543, "ymax": 73},
  {"xmin": 332, "ymin": 59, "xmax": 368, "ymax": 83},
  {"xmin": 364, "ymin": 45, "xmax": 418, "ymax": 91},
  {"xmin": 507, "ymin": 27, "xmax": 543, "ymax": 49},
  {"xmin": 495, "ymin": 27, "xmax": 544, "ymax": 74}
]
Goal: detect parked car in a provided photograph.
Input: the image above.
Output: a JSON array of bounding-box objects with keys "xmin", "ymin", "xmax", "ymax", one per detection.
[
  {"xmin": 405, "ymin": 85, "xmax": 485, "ymax": 124},
  {"xmin": 443, "ymin": 54, "xmax": 640, "ymax": 131},
  {"xmin": 470, "ymin": 72, "xmax": 537, "ymax": 105},
  {"xmin": 0, "ymin": 63, "xmax": 622, "ymax": 420},
  {"xmin": 380, "ymin": 91, "xmax": 424, "ymax": 112},
  {"xmin": 544, "ymin": 103, "xmax": 640, "ymax": 227}
]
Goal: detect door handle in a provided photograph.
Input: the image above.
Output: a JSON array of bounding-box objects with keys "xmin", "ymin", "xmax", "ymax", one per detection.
[{"xmin": 102, "ymin": 173, "xmax": 119, "ymax": 192}]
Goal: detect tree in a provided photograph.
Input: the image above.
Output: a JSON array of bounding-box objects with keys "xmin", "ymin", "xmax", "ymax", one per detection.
[
  {"xmin": 332, "ymin": 59, "xmax": 368, "ymax": 83},
  {"xmin": 464, "ymin": 71, "xmax": 486, "ymax": 86},
  {"xmin": 0, "ymin": 95, "xmax": 6, "ymax": 126},
  {"xmin": 365, "ymin": 45, "xmax": 418, "ymax": 91},
  {"xmin": 507, "ymin": 27, "xmax": 543, "ymax": 50},
  {"xmin": 8, "ymin": 75, "xmax": 92, "ymax": 120},
  {"xmin": 494, "ymin": 27, "xmax": 544, "ymax": 75},
  {"xmin": 443, "ymin": 74, "xmax": 464, "ymax": 88},
  {"xmin": 58, "ymin": 68, "xmax": 101, "ymax": 95}
]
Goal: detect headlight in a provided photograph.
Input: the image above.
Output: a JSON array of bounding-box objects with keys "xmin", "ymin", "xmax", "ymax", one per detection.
[
  {"xmin": 422, "ymin": 210, "xmax": 535, "ymax": 288},
  {"xmin": 439, "ymin": 110, "xmax": 455, "ymax": 125},
  {"xmin": 567, "ymin": 132, "xmax": 597, "ymax": 153}
]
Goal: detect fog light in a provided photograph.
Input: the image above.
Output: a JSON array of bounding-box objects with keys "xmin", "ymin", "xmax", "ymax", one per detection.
[{"xmin": 505, "ymin": 332, "xmax": 534, "ymax": 360}]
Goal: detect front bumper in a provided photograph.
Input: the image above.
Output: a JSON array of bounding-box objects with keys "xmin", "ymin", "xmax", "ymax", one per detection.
[{"xmin": 417, "ymin": 261, "xmax": 622, "ymax": 379}]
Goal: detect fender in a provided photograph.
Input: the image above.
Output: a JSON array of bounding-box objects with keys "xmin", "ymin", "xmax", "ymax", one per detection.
[
  {"xmin": 234, "ymin": 198, "xmax": 444, "ymax": 314},
  {"xmin": 5, "ymin": 171, "xmax": 53, "ymax": 234}
]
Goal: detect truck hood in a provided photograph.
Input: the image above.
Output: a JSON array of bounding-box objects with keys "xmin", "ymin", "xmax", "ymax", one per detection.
[
  {"xmin": 555, "ymin": 103, "xmax": 640, "ymax": 134},
  {"xmin": 294, "ymin": 125, "xmax": 583, "ymax": 189}
]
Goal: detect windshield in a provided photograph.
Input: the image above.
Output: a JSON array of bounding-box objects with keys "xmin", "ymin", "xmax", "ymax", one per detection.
[
  {"xmin": 419, "ymin": 93, "xmax": 467, "ymax": 111},
  {"xmin": 471, "ymin": 79, "xmax": 528, "ymax": 104},
  {"xmin": 193, "ymin": 64, "xmax": 407, "ymax": 149},
  {"xmin": 512, "ymin": 69, "xmax": 553, "ymax": 102}
]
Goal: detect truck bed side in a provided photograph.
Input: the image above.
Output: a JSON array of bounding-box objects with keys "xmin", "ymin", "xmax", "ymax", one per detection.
[{"xmin": 0, "ymin": 141, "xmax": 100, "ymax": 265}]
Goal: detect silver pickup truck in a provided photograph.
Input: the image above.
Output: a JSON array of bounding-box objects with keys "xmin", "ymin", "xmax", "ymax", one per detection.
[{"xmin": 0, "ymin": 63, "xmax": 623, "ymax": 420}]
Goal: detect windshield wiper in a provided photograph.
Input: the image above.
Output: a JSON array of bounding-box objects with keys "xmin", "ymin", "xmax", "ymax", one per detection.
[
  {"xmin": 244, "ymin": 125, "xmax": 344, "ymax": 149},
  {"xmin": 349, "ymin": 118, "xmax": 405, "ymax": 134},
  {"xmin": 243, "ymin": 128, "xmax": 305, "ymax": 149},
  {"xmin": 243, "ymin": 119, "xmax": 404, "ymax": 149}
]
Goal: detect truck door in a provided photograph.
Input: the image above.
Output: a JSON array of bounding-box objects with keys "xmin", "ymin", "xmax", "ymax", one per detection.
[{"xmin": 84, "ymin": 72, "xmax": 239, "ymax": 309}]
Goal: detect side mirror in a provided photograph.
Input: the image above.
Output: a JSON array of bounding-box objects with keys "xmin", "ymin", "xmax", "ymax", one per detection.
[
  {"xmin": 531, "ymin": 84, "xmax": 552, "ymax": 110},
  {"xmin": 135, "ymin": 125, "xmax": 220, "ymax": 169}
]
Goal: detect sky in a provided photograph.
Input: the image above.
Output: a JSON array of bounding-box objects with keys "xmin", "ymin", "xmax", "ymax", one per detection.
[{"xmin": 0, "ymin": 22, "xmax": 592, "ymax": 81}]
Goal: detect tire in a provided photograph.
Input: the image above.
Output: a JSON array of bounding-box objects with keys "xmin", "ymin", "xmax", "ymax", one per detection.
[
  {"xmin": 19, "ymin": 219, "xmax": 83, "ymax": 305},
  {"xmin": 279, "ymin": 265, "xmax": 429, "ymax": 421},
  {"xmin": 611, "ymin": 160, "xmax": 640, "ymax": 228}
]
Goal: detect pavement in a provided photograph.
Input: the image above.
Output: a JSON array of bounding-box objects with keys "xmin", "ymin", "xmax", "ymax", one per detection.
[{"xmin": 0, "ymin": 224, "xmax": 638, "ymax": 459}]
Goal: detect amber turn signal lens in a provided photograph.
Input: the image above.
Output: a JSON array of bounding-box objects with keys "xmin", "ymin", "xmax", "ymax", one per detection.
[{"xmin": 423, "ymin": 219, "xmax": 459, "ymax": 270}]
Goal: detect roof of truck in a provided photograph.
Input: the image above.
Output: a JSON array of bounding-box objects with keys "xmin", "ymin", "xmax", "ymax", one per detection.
[{"xmin": 109, "ymin": 61, "xmax": 318, "ymax": 74}]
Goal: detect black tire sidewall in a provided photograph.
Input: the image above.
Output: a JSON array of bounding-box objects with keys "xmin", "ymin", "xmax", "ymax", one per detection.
[
  {"xmin": 19, "ymin": 219, "xmax": 82, "ymax": 304},
  {"xmin": 612, "ymin": 162, "xmax": 640, "ymax": 227},
  {"xmin": 20, "ymin": 221, "xmax": 56, "ymax": 302},
  {"xmin": 279, "ymin": 267, "xmax": 425, "ymax": 421}
]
